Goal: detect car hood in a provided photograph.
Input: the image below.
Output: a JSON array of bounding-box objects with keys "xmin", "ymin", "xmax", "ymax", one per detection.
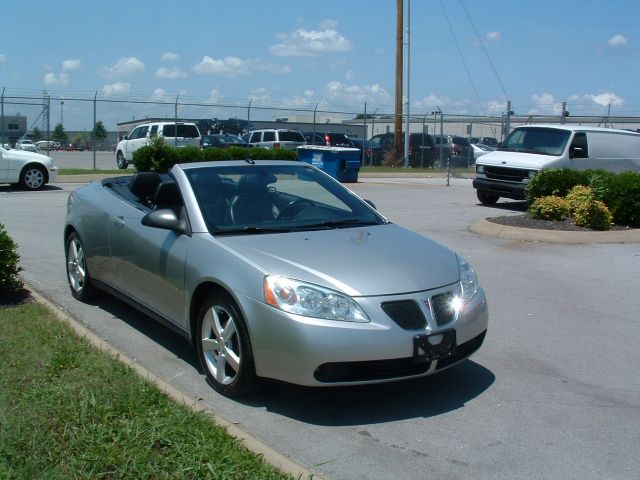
[
  {"xmin": 217, "ymin": 224, "xmax": 459, "ymax": 297},
  {"xmin": 477, "ymin": 150, "xmax": 562, "ymax": 169}
]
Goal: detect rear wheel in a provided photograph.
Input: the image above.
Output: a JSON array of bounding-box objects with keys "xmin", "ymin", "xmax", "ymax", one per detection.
[
  {"xmin": 65, "ymin": 232, "xmax": 96, "ymax": 301},
  {"xmin": 116, "ymin": 151, "xmax": 128, "ymax": 169},
  {"xmin": 19, "ymin": 165, "xmax": 46, "ymax": 190},
  {"xmin": 196, "ymin": 292, "xmax": 258, "ymax": 398},
  {"xmin": 476, "ymin": 190, "xmax": 499, "ymax": 205}
]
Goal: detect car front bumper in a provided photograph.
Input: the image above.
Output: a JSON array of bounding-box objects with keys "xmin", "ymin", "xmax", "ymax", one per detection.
[
  {"xmin": 473, "ymin": 177, "xmax": 526, "ymax": 200},
  {"xmin": 237, "ymin": 287, "xmax": 488, "ymax": 386}
]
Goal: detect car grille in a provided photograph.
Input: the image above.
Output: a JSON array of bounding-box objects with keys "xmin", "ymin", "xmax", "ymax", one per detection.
[
  {"xmin": 484, "ymin": 166, "xmax": 528, "ymax": 182},
  {"xmin": 431, "ymin": 292, "xmax": 456, "ymax": 327},
  {"xmin": 381, "ymin": 300, "xmax": 427, "ymax": 330},
  {"xmin": 314, "ymin": 331, "xmax": 487, "ymax": 383}
]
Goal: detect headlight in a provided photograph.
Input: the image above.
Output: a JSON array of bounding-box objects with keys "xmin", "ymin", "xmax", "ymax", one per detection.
[
  {"xmin": 476, "ymin": 165, "xmax": 485, "ymax": 174},
  {"xmin": 457, "ymin": 255, "xmax": 479, "ymax": 304},
  {"xmin": 264, "ymin": 275, "xmax": 369, "ymax": 323}
]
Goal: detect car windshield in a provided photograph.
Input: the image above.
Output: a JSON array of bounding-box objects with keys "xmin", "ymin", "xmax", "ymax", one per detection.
[
  {"xmin": 498, "ymin": 127, "xmax": 570, "ymax": 156},
  {"xmin": 185, "ymin": 164, "xmax": 386, "ymax": 235}
]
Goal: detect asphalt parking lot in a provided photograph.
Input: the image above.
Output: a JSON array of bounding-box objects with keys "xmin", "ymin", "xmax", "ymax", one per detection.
[{"xmin": 1, "ymin": 175, "xmax": 638, "ymax": 480}]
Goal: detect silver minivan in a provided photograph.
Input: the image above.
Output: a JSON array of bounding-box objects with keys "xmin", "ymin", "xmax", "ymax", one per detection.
[
  {"xmin": 473, "ymin": 124, "xmax": 640, "ymax": 204},
  {"xmin": 242, "ymin": 129, "xmax": 306, "ymax": 150}
]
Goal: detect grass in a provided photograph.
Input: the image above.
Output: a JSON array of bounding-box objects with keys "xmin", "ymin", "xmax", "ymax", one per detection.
[{"xmin": 0, "ymin": 301, "xmax": 293, "ymax": 480}]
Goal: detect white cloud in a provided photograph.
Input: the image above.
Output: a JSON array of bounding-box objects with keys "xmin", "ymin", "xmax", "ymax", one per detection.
[
  {"xmin": 254, "ymin": 61, "xmax": 292, "ymax": 75},
  {"xmin": 486, "ymin": 100, "xmax": 508, "ymax": 114},
  {"xmin": 269, "ymin": 27, "xmax": 352, "ymax": 56},
  {"xmin": 569, "ymin": 92, "xmax": 625, "ymax": 107},
  {"xmin": 608, "ymin": 34, "xmax": 628, "ymax": 47},
  {"xmin": 248, "ymin": 87, "xmax": 272, "ymax": 104},
  {"xmin": 415, "ymin": 94, "xmax": 452, "ymax": 109},
  {"xmin": 43, "ymin": 72, "xmax": 69, "ymax": 86},
  {"xmin": 62, "ymin": 59, "xmax": 81, "ymax": 72},
  {"xmin": 193, "ymin": 56, "xmax": 251, "ymax": 77},
  {"xmin": 206, "ymin": 88, "xmax": 222, "ymax": 103},
  {"xmin": 156, "ymin": 67, "xmax": 187, "ymax": 79},
  {"xmin": 162, "ymin": 52, "xmax": 180, "ymax": 61},
  {"xmin": 484, "ymin": 31, "xmax": 501, "ymax": 44},
  {"xmin": 0, "ymin": 54, "xmax": 5, "ymax": 63},
  {"xmin": 323, "ymin": 81, "xmax": 391, "ymax": 107},
  {"xmin": 345, "ymin": 69, "xmax": 355, "ymax": 81},
  {"xmin": 102, "ymin": 82, "xmax": 131, "ymax": 95},
  {"xmin": 151, "ymin": 88, "xmax": 167, "ymax": 100},
  {"xmin": 528, "ymin": 92, "xmax": 562, "ymax": 115},
  {"xmin": 282, "ymin": 90, "xmax": 316, "ymax": 107},
  {"xmin": 100, "ymin": 57, "xmax": 145, "ymax": 79}
]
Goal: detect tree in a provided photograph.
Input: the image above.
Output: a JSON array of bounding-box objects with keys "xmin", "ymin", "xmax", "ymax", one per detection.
[
  {"xmin": 31, "ymin": 127, "xmax": 43, "ymax": 142},
  {"xmin": 52, "ymin": 123, "xmax": 68, "ymax": 144},
  {"xmin": 72, "ymin": 132, "xmax": 90, "ymax": 147},
  {"xmin": 93, "ymin": 120, "xmax": 107, "ymax": 142}
]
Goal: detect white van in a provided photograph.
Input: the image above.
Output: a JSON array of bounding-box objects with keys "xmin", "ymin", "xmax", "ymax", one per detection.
[
  {"xmin": 115, "ymin": 121, "xmax": 201, "ymax": 169},
  {"xmin": 473, "ymin": 125, "xmax": 640, "ymax": 204}
]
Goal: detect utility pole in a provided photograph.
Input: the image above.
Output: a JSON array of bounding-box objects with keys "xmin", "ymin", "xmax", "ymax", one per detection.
[{"xmin": 394, "ymin": 0, "xmax": 403, "ymax": 164}]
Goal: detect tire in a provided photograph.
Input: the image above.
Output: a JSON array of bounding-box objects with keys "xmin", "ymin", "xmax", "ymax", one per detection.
[
  {"xmin": 196, "ymin": 292, "xmax": 258, "ymax": 398},
  {"xmin": 116, "ymin": 151, "xmax": 128, "ymax": 169},
  {"xmin": 476, "ymin": 189, "xmax": 499, "ymax": 205},
  {"xmin": 65, "ymin": 232, "xmax": 96, "ymax": 301},
  {"xmin": 19, "ymin": 165, "xmax": 46, "ymax": 190}
]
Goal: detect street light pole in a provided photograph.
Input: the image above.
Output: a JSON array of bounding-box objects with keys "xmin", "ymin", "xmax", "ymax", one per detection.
[{"xmin": 60, "ymin": 101, "xmax": 64, "ymax": 126}]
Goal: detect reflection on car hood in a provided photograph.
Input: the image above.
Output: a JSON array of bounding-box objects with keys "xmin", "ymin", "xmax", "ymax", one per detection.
[
  {"xmin": 5, "ymin": 149, "xmax": 52, "ymax": 162},
  {"xmin": 478, "ymin": 150, "xmax": 561, "ymax": 169},
  {"xmin": 217, "ymin": 224, "xmax": 459, "ymax": 297}
]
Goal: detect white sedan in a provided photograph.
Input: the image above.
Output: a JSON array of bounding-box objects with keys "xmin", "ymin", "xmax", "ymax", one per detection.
[
  {"xmin": 15, "ymin": 139, "xmax": 38, "ymax": 152},
  {"xmin": 0, "ymin": 146, "xmax": 58, "ymax": 190}
]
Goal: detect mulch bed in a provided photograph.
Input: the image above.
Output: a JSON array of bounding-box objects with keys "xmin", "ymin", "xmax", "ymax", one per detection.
[{"xmin": 487, "ymin": 214, "xmax": 635, "ymax": 232}]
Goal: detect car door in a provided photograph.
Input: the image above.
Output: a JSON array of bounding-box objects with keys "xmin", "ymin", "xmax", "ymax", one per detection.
[
  {"xmin": 0, "ymin": 148, "xmax": 9, "ymax": 181},
  {"xmin": 107, "ymin": 198, "xmax": 190, "ymax": 327}
]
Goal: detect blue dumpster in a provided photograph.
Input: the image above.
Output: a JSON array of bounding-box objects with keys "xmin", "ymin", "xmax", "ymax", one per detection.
[{"xmin": 297, "ymin": 146, "xmax": 361, "ymax": 183}]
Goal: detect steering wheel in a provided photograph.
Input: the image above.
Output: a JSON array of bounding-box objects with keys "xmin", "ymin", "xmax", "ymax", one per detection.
[{"xmin": 277, "ymin": 199, "xmax": 315, "ymax": 219}]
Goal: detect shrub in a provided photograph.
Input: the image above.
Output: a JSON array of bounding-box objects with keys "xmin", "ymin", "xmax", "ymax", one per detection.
[
  {"xmin": 572, "ymin": 200, "xmax": 612, "ymax": 230},
  {"xmin": 0, "ymin": 223, "xmax": 23, "ymax": 293},
  {"xmin": 528, "ymin": 195, "xmax": 570, "ymax": 221},
  {"xmin": 605, "ymin": 172, "xmax": 640, "ymax": 227},
  {"xmin": 134, "ymin": 139, "xmax": 299, "ymax": 173},
  {"xmin": 526, "ymin": 168, "xmax": 588, "ymax": 203},
  {"xmin": 565, "ymin": 185, "xmax": 595, "ymax": 215}
]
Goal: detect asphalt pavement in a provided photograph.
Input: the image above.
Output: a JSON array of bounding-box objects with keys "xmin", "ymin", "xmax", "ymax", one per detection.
[{"xmin": 1, "ymin": 175, "xmax": 638, "ymax": 480}]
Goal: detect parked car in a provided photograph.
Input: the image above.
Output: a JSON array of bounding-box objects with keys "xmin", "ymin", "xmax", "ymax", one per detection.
[
  {"xmin": 470, "ymin": 136, "xmax": 499, "ymax": 148},
  {"xmin": 64, "ymin": 160, "xmax": 488, "ymax": 398},
  {"xmin": 0, "ymin": 145, "xmax": 58, "ymax": 190},
  {"xmin": 432, "ymin": 135, "xmax": 453, "ymax": 164},
  {"xmin": 369, "ymin": 132, "xmax": 436, "ymax": 167},
  {"xmin": 59, "ymin": 143, "xmax": 85, "ymax": 151},
  {"xmin": 303, "ymin": 132, "xmax": 354, "ymax": 147},
  {"xmin": 15, "ymin": 139, "xmax": 38, "ymax": 152},
  {"xmin": 201, "ymin": 134, "xmax": 250, "ymax": 149},
  {"xmin": 241, "ymin": 129, "xmax": 306, "ymax": 150},
  {"xmin": 350, "ymin": 138, "xmax": 384, "ymax": 166},
  {"xmin": 36, "ymin": 140, "xmax": 60, "ymax": 151},
  {"xmin": 116, "ymin": 121, "xmax": 202, "ymax": 169},
  {"xmin": 473, "ymin": 124, "xmax": 640, "ymax": 204}
]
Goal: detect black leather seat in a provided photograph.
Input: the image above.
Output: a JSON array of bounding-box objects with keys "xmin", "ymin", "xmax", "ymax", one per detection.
[
  {"xmin": 228, "ymin": 175, "xmax": 276, "ymax": 225},
  {"xmin": 129, "ymin": 172, "xmax": 162, "ymax": 207}
]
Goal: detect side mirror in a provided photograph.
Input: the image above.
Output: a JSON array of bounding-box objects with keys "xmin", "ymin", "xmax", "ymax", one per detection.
[{"xmin": 142, "ymin": 209, "xmax": 187, "ymax": 234}]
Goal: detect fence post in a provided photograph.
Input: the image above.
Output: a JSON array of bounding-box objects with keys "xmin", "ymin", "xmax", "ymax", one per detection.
[
  {"xmin": 362, "ymin": 102, "xmax": 367, "ymax": 166},
  {"xmin": 247, "ymin": 99, "xmax": 252, "ymax": 129},
  {"xmin": 92, "ymin": 92, "xmax": 98, "ymax": 170},
  {"xmin": 1, "ymin": 87, "xmax": 4, "ymax": 145}
]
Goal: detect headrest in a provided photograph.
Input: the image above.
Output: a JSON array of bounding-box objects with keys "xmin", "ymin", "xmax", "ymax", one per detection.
[
  {"xmin": 153, "ymin": 181, "xmax": 182, "ymax": 207},
  {"xmin": 236, "ymin": 173, "xmax": 276, "ymax": 195},
  {"xmin": 129, "ymin": 172, "xmax": 162, "ymax": 201}
]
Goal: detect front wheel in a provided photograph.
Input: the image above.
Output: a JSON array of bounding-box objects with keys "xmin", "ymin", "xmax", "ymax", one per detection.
[
  {"xmin": 476, "ymin": 190, "xmax": 499, "ymax": 205},
  {"xmin": 116, "ymin": 151, "xmax": 128, "ymax": 169},
  {"xmin": 65, "ymin": 232, "xmax": 96, "ymax": 301},
  {"xmin": 19, "ymin": 165, "xmax": 46, "ymax": 190},
  {"xmin": 196, "ymin": 292, "xmax": 258, "ymax": 398}
]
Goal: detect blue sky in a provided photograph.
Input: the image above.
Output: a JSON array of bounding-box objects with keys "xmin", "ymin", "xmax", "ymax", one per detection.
[{"xmin": 2, "ymin": 0, "xmax": 639, "ymax": 118}]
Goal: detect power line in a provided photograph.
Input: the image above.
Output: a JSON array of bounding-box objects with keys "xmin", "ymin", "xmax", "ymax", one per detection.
[{"xmin": 459, "ymin": 0, "xmax": 510, "ymax": 101}]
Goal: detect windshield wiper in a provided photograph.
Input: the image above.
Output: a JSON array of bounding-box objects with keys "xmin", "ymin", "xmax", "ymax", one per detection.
[
  {"xmin": 214, "ymin": 226, "xmax": 293, "ymax": 235},
  {"xmin": 304, "ymin": 219, "xmax": 381, "ymax": 229}
]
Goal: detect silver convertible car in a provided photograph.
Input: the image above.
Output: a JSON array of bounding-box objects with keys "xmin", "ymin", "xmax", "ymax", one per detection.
[{"xmin": 64, "ymin": 160, "xmax": 488, "ymax": 397}]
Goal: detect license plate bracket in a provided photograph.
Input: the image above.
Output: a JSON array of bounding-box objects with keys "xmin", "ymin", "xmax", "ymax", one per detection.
[{"xmin": 413, "ymin": 330, "xmax": 456, "ymax": 364}]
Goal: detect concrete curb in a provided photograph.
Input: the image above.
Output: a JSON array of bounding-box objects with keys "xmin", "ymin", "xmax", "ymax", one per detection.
[
  {"xmin": 470, "ymin": 218, "xmax": 640, "ymax": 244},
  {"xmin": 27, "ymin": 286, "xmax": 321, "ymax": 480}
]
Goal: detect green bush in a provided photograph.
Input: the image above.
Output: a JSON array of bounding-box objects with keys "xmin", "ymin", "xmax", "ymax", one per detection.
[
  {"xmin": 0, "ymin": 223, "xmax": 23, "ymax": 293},
  {"xmin": 133, "ymin": 138, "xmax": 299, "ymax": 173},
  {"xmin": 526, "ymin": 168, "xmax": 588, "ymax": 202},
  {"xmin": 605, "ymin": 172, "xmax": 640, "ymax": 227},
  {"xmin": 528, "ymin": 195, "xmax": 570, "ymax": 221},
  {"xmin": 572, "ymin": 199, "xmax": 612, "ymax": 230}
]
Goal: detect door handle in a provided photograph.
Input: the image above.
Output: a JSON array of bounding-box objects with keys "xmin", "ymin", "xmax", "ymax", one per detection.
[{"xmin": 113, "ymin": 215, "xmax": 125, "ymax": 229}]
